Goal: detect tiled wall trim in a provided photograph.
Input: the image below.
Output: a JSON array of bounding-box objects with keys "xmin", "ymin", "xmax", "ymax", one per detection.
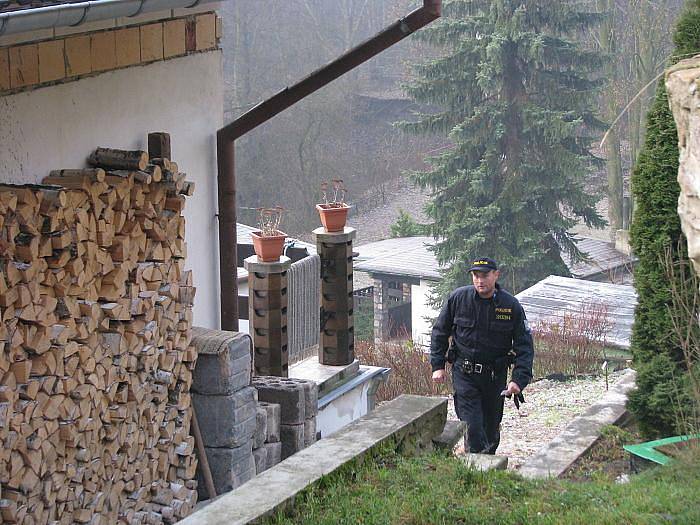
[{"xmin": 0, "ymin": 12, "xmax": 220, "ymax": 95}]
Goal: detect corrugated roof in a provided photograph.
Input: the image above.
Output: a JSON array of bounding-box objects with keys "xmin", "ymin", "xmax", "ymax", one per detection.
[
  {"xmin": 515, "ymin": 275, "xmax": 637, "ymax": 350},
  {"xmin": 563, "ymin": 236, "xmax": 637, "ymax": 279},
  {"xmin": 354, "ymin": 236, "xmax": 441, "ymax": 281}
]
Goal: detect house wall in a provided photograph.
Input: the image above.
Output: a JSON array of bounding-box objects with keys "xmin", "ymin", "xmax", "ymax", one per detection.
[
  {"xmin": 0, "ymin": 51, "xmax": 223, "ymax": 327},
  {"xmin": 411, "ymin": 279, "xmax": 440, "ymax": 347}
]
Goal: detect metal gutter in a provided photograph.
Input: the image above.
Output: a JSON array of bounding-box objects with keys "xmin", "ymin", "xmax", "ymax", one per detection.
[
  {"xmin": 317, "ymin": 365, "xmax": 390, "ymax": 410},
  {"xmin": 0, "ymin": 0, "xmax": 221, "ymax": 37},
  {"xmin": 217, "ymin": 0, "xmax": 442, "ymax": 331}
]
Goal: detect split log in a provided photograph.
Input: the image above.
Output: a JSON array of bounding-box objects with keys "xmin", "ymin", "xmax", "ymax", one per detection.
[{"xmin": 88, "ymin": 148, "xmax": 149, "ymax": 171}]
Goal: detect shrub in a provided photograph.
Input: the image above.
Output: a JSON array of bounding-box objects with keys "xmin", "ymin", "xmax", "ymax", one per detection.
[
  {"xmin": 355, "ymin": 337, "xmax": 452, "ymax": 402},
  {"xmin": 531, "ymin": 301, "xmax": 611, "ymax": 378}
]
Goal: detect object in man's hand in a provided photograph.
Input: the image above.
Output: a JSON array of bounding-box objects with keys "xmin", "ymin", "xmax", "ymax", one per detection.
[{"xmin": 500, "ymin": 390, "xmax": 525, "ymax": 409}]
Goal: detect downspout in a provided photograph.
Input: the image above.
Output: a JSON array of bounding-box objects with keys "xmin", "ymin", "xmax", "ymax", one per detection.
[{"xmin": 218, "ymin": 0, "xmax": 442, "ymax": 331}]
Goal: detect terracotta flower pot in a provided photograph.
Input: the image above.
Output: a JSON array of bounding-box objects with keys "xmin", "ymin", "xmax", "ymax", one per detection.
[
  {"xmin": 316, "ymin": 203, "xmax": 349, "ymax": 232},
  {"xmin": 251, "ymin": 230, "xmax": 286, "ymax": 262}
]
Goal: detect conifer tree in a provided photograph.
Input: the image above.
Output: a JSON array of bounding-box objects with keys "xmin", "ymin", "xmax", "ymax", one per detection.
[
  {"xmin": 401, "ymin": 0, "xmax": 605, "ymax": 294},
  {"xmin": 628, "ymin": 1, "xmax": 700, "ymax": 438}
]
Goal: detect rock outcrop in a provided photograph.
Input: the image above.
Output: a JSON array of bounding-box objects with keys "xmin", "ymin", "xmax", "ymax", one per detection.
[{"xmin": 666, "ymin": 56, "xmax": 700, "ymax": 280}]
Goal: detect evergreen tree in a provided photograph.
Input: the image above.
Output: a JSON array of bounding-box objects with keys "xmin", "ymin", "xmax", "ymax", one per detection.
[
  {"xmin": 628, "ymin": 1, "xmax": 700, "ymax": 438},
  {"xmin": 390, "ymin": 210, "xmax": 427, "ymax": 238},
  {"xmin": 400, "ymin": 0, "xmax": 605, "ymax": 294}
]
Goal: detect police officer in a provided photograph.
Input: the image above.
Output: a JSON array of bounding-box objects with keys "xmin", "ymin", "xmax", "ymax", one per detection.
[{"xmin": 431, "ymin": 257, "xmax": 534, "ymax": 455}]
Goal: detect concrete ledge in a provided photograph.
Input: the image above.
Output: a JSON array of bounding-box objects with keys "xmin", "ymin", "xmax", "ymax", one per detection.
[
  {"xmin": 462, "ymin": 454, "xmax": 508, "ymax": 471},
  {"xmin": 179, "ymin": 395, "xmax": 447, "ymax": 525},
  {"xmin": 519, "ymin": 369, "xmax": 636, "ymax": 479}
]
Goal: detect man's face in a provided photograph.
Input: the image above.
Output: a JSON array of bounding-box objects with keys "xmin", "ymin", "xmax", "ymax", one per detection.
[{"xmin": 471, "ymin": 269, "xmax": 499, "ymax": 298}]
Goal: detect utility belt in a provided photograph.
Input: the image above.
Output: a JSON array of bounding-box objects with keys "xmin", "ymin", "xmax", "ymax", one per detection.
[
  {"xmin": 449, "ymin": 344, "xmax": 515, "ymax": 378},
  {"xmin": 455, "ymin": 358, "xmax": 507, "ymax": 377}
]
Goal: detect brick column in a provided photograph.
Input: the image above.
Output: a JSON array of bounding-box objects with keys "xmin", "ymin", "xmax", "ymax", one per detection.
[
  {"xmin": 312, "ymin": 227, "xmax": 356, "ymax": 366},
  {"xmin": 373, "ymin": 277, "xmax": 390, "ymax": 343},
  {"xmin": 244, "ymin": 255, "xmax": 291, "ymax": 377}
]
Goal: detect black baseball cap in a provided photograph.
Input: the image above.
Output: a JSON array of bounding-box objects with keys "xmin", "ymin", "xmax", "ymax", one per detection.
[{"xmin": 469, "ymin": 257, "xmax": 498, "ymax": 272}]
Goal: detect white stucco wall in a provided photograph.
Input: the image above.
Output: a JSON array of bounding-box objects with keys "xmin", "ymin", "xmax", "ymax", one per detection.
[
  {"xmin": 411, "ymin": 279, "xmax": 440, "ymax": 347},
  {"xmin": 0, "ymin": 52, "xmax": 224, "ymax": 327}
]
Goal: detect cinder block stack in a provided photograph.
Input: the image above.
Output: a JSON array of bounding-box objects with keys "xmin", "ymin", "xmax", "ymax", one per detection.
[
  {"xmin": 190, "ymin": 328, "xmax": 257, "ymax": 497},
  {"xmin": 252, "ymin": 377, "xmax": 318, "ymax": 460},
  {"xmin": 0, "ymin": 136, "xmax": 199, "ymax": 524}
]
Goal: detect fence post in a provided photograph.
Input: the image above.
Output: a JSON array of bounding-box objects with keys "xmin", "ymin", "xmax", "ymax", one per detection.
[
  {"xmin": 313, "ymin": 227, "xmax": 356, "ymax": 366},
  {"xmin": 244, "ymin": 255, "xmax": 291, "ymax": 376}
]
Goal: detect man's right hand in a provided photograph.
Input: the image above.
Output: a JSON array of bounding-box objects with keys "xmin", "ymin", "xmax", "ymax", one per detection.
[{"xmin": 432, "ymin": 369, "xmax": 446, "ymax": 383}]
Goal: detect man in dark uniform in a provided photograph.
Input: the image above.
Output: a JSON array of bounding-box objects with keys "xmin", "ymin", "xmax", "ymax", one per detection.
[{"xmin": 431, "ymin": 257, "xmax": 534, "ymax": 454}]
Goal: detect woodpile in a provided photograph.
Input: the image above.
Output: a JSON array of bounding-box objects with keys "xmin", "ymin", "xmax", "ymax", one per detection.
[{"xmin": 0, "ymin": 133, "xmax": 199, "ymax": 524}]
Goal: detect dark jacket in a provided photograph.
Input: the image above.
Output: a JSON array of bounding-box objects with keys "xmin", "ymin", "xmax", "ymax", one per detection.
[{"xmin": 430, "ymin": 283, "xmax": 534, "ymax": 390}]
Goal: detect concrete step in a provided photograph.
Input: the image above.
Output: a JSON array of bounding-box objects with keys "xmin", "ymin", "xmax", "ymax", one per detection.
[
  {"xmin": 179, "ymin": 394, "xmax": 448, "ymax": 525},
  {"xmin": 433, "ymin": 419, "xmax": 466, "ymax": 451},
  {"xmin": 462, "ymin": 453, "xmax": 508, "ymax": 471}
]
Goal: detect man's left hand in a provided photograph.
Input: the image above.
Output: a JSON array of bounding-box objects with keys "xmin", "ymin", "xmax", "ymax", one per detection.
[{"xmin": 503, "ymin": 381, "xmax": 521, "ymax": 396}]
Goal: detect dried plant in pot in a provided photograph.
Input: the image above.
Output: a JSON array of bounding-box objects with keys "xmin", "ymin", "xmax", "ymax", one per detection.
[
  {"xmin": 316, "ymin": 179, "xmax": 349, "ymax": 232},
  {"xmin": 251, "ymin": 207, "xmax": 286, "ymax": 262}
]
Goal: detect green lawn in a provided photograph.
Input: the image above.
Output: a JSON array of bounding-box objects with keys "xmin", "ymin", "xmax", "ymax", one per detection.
[{"xmin": 265, "ymin": 449, "xmax": 700, "ymax": 525}]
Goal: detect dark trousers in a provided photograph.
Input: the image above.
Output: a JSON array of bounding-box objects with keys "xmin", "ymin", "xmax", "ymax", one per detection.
[{"xmin": 452, "ymin": 364, "xmax": 507, "ymax": 455}]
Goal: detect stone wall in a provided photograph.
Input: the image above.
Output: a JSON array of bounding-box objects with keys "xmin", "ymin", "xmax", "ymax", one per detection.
[{"xmin": 666, "ymin": 56, "xmax": 700, "ymax": 280}]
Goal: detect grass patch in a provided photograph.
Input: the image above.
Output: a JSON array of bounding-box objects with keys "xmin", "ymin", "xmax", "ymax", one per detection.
[{"xmin": 264, "ymin": 449, "xmax": 700, "ymax": 525}]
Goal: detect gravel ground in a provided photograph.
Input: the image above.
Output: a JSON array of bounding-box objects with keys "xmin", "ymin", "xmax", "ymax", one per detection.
[{"xmin": 448, "ymin": 371, "xmax": 627, "ymax": 470}]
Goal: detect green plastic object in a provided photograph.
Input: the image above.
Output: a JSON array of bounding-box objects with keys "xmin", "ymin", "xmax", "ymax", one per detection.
[{"xmin": 624, "ymin": 435, "xmax": 700, "ymax": 466}]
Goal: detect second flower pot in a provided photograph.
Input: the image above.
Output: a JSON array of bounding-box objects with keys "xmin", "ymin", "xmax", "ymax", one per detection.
[{"xmin": 316, "ymin": 203, "xmax": 349, "ymax": 233}]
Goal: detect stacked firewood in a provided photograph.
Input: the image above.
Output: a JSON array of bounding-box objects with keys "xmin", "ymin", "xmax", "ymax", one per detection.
[{"xmin": 0, "ymin": 133, "xmax": 199, "ymax": 524}]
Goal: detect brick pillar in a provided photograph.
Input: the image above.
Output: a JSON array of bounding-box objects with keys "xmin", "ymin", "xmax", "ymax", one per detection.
[
  {"xmin": 313, "ymin": 227, "xmax": 355, "ymax": 366},
  {"xmin": 244, "ymin": 255, "xmax": 291, "ymax": 377},
  {"xmin": 373, "ymin": 277, "xmax": 390, "ymax": 343}
]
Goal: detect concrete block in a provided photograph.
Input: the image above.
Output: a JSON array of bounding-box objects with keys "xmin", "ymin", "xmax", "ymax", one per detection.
[
  {"xmin": 299, "ymin": 379, "xmax": 318, "ymax": 418},
  {"xmin": 194, "ymin": 355, "xmax": 251, "ymax": 396},
  {"xmin": 115, "ymin": 27, "xmax": 141, "ymax": 68},
  {"xmin": 253, "ymin": 377, "xmax": 305, "ymax": 425},
  {"xmin": 258, "ymin": 402, "xmax": 280, "ymax": 443},
  {"xmin": 193, "ymin": 387, "xmax": 257, "ymax": 448},
  {"xmin": 91, "ymin": 31, "xmax": 117, "ymax": 72},
  {"xmin": 263, "ymin": 441, "xmax": 282, "ymax": 469},
  {"xmin": 254, "ymin": 407, "xmax": 267, "ymax": 450},
  {"xmin": 164, "ymin": 18, "xmax": 186, "ymax": 59},
  {"xmin": 0, "ymin": 48, "xmax": 10, "ymax": 91},
  {"xmin": 9, "ymin": 44, "xmax": 38, "ymax": 89},
  {"xmin": 462, "ymin": 454, "xmax": 508, "ymax": 471},
  {"xmin": 303, "ymin": 417, "xmax": 317, "ymax": 448},
  {"xmin": 280, "ymin": 423, "xmax": 305, "ymax": 460},
  {"xmin": 140, "ymin": 23, "xmax": 164, "ymax": 62},
  {"xmin": 253, "ymin": 446, "xmax": 268, "ymax": 475},
  {"xmin": 192, "ymin": 328, "xmax": 253, "ymax": 395},
  {"xmin": 37, "ymin": 40, "xmax": 65, "ymax": 83},
  {"xmin": 201, "ymin": 443, "xmax": 255, "ymax": 496},
  {"xmin": 195, "ymin": 13, "xmax": 217, "ymax": 51},
  {"xmin": 432, "ymin": 420, "xmax": 467, "ymax": 452},
  {"xmin": 65, "ymin": 35, "xmax": 92, "ymax": 77}
]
